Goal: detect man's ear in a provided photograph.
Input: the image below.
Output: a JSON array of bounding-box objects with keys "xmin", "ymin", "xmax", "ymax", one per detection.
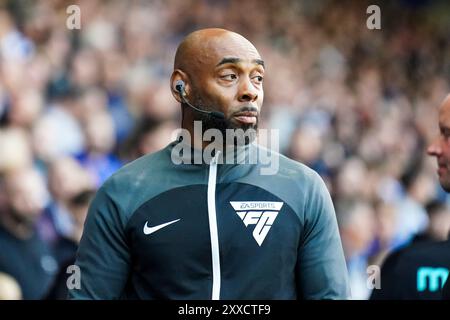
[{"xmin": 170, "ymin": 70, "xmax": 190, "ymax": 103}]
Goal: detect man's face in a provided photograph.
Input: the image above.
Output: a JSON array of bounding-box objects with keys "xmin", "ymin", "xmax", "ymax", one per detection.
[
  {"xmin": 188, "ymin": 33, "xmax": 265, "ymax": 137},
  {"xmin": 428, "ymin": 96, "xmax": 450, "ymax": 191},
  {"xmin": 5, "ymin": 169, "xmax": 47, "ymax": 224}
]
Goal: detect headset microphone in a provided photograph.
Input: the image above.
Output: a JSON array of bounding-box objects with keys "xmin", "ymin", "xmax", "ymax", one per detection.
[{"xmin": 175, "ymin": 80, "xmax": 225, "ymax": 120}]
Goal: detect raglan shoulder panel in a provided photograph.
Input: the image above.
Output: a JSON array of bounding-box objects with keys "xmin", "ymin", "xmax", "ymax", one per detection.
[
  {"xmin": 101, "ymin": 142, "xmax": 208, "ymax": 225},
  {"xmin": 233, "ymin": 145, "xmax": 331, "ymax": 224}
]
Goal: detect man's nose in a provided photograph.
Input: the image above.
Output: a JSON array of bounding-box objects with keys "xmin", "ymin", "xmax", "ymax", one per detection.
[
  {"xmin": 427, "ymin": 138, "xmax": 442, "ymax": 156},
  {"xmin": 238, "ymin": 78, "xmax": 258, "ymax": 102}
]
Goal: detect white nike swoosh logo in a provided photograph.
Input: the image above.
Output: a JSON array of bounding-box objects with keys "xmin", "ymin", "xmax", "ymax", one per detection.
[{"xmin": 143, "ymin": 219, "xmax": 180, "ymax": 235}]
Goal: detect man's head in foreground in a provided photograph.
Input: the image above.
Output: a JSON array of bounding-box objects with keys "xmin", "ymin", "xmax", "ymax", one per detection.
[
  {"xmin": 170, "ymin": 28, "xmax": 264, "ymax": 144},
  {"xmin": 428, "ymin": 94, "xmax": 450, "ymax": 191}
]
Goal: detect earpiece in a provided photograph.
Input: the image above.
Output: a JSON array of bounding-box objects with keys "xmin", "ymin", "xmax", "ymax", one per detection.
[
  {"xmin": 175, "ymin": 80, "xmax": 185, "ymax": 95},
  {"xmin": 173, "ymin": 79, "xmax": 225, "ymax": 120}
]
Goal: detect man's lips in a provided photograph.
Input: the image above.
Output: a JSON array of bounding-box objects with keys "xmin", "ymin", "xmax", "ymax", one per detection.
[{"xmin": 232, "ymin": 111, "xmax": 258, "ymax": 125}]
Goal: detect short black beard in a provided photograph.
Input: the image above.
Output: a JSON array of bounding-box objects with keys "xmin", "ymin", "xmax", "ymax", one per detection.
[{"xmin": 186, "ymin": 97, "xmax": 258, "ymax": 146}]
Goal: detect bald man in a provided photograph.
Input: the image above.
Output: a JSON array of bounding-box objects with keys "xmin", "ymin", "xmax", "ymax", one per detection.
[
  {"xmin": 371, "ymin": 95, "xmax": 450, "ymax": 300},
  {"xmin": 428, "ymin": 95, "xmax": 450, "ymax": 192},
  {"xmin": 428, "ymin": 94, "xmax": 450, "ymax": 300},
  {"xmin": 69, "ymin": 29, "xmax": 350, "ymax": 300}
]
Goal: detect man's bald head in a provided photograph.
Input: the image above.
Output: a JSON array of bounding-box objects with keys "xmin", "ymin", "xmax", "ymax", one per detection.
[
  {"xmin": 428, "ymin": 93, "xmax": 450, "ymax": 191},
  {"xmin": 174, "ymin": 28, "xmax": 261, "ymax": 77},
  {"xmin": 170, "ymin": 28, "xmax": 265, "ymax": 140}
]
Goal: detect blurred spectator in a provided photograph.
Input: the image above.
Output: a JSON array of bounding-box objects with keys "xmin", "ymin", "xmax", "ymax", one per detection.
[
  {"xmin": 394, "ymin": 170, "xmax": 434, "ymax": 247},
  {"xmin": 0, "ymin": 127, "xmax": 33, "ymax": 171},
  {"xmin": 45, "ymin": 188, "xmax": 95, "ymax": 300},
  {"xmin": 408, "ymin": 200, "xmax": 450, "ymax": 244},
  {"xmin": 31, "ymin": 89, "xmax": 85, "ymax": 163},
  {"xmin": 0, "ymin": 8, "xmax": 34, "ymax": 63},
  {"xmin": 51, "ymin": 189, "xmax": 94, "ymax": 266},
  {"xmin": 0, "ymin": 167, "xmax": 57, "ymax": 299},
  {"xmin": 120, "ymin": 118, "xmax": 179, "ymax": 162},
  {"xmin": 76, "ymin": 110, "xmax": 122, "ymax": 187},
  {"xmin": 337, "ymin": 200, "xmax": 377, "ymax": 299},
  {"xmin": 40, "ymin": 157, "xmax": 94, "ymax": 247},
  {"xmin": 369, "ymin": 200, "xmax": 399, "ymax": 267},
  {"xmin": 7, "ymin": 88, "xmax": 44, "ymax": 129},
  {"xmin": 288, "ymin": 124, "xmax": 328, "ymax": 177},
  {"xmin": 0, "ymin": 272, "xmax": 22, "ymax": 300}
]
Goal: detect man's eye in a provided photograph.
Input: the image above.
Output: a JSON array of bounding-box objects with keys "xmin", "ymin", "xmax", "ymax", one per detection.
[
  {"xmin": 442, "ymin": 128, "xmax": 450, "ymax": 138},
  {"xmin": 252, "ymin": 75, "xmax": 263, "ymax": 83},
  {"xmin": 221, "ymin": 74, "xmax": 237, "ymax": 81}
]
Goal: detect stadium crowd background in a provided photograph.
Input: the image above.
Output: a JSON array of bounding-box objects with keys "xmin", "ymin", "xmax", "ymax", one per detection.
[{"xmin": 0, "ymin": 0, "xmax": 449, "ymax": 299}]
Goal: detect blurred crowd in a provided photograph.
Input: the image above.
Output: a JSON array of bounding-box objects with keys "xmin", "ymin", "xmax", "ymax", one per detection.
[{"xmin": 0, "ymin": 0, "xmax": 449, "ymax": 299}]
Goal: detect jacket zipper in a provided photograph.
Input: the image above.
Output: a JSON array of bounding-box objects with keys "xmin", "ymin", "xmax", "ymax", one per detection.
[{"xmin": 207, "ymin": 151, "xmax": 221, "ymax": 300}]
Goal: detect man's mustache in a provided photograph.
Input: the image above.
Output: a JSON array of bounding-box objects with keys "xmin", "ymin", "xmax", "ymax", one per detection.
[{"xmin": 231, "ymin": 106, "xmax": 259, "ymax": 117}]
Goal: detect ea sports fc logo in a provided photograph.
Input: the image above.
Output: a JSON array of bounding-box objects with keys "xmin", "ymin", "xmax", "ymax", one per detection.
[{"xmin": 230, "ymin": 201, "xmax": 284, "ymax": 246}]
